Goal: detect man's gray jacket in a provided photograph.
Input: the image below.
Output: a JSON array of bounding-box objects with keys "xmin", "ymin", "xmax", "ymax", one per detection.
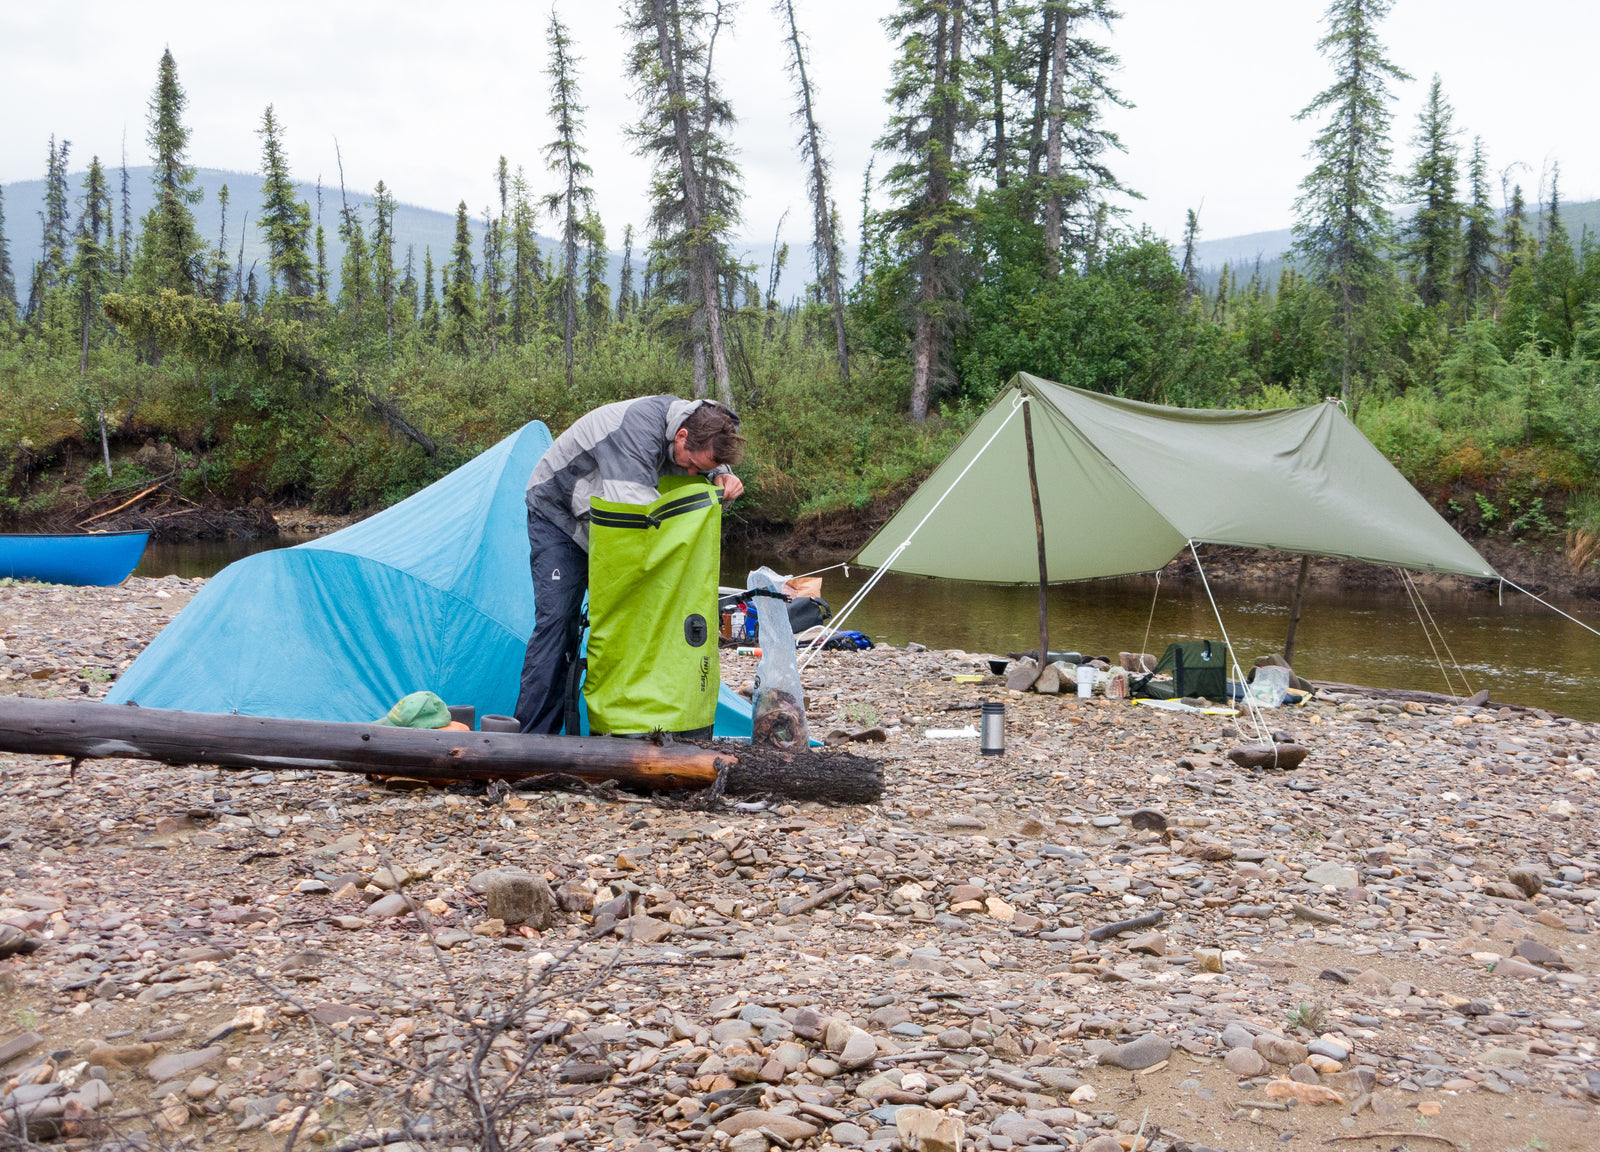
[{"xmin": 525, "ymin": 395, "xmax": 734, "ymax": 551}]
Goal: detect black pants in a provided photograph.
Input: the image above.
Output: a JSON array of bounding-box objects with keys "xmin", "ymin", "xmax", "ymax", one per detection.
[{"xmin": 514, "ymin": 513, "xmax": 588, "ymax": 734}]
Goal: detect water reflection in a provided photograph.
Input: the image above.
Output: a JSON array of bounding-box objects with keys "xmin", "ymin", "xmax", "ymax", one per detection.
[
  {"xmin": 131, "ymin": 537, "xmax": 1600, "ymax": 719},
  {"xmin": 723, "ymin": 552, "xmax": 1600, "ymax": 720}
]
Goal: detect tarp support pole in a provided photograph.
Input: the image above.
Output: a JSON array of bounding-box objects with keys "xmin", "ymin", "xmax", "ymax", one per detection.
[
  {"xmin": 1021, "ymin": 395, "xmax": 1050, "ymax": 672},
  {"xmin": 1282, "ymin": 554, "xmax": 1311, "ymax": 667}
]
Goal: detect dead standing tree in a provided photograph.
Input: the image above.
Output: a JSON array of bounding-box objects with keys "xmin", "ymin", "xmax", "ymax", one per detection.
[
  {"xmin": 627, "ymin": 0, "xmax": 742, "ymax": 407},
  {"xmin": 542, "ymin": 10, "xmax": 594, "ymax": 389},
  {"xmin": 777, "ymin": 0, "xmax": 849, "ymax": 381}
]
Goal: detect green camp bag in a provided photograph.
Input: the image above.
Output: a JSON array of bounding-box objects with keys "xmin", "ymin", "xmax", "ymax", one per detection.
[
  {"xmin": 1153, "ymin": 639, "xmax": 1228, "ymax": 702},
  {"xmin": 584, "ymin": 477, "xmax": 722, "ymax": 736}
]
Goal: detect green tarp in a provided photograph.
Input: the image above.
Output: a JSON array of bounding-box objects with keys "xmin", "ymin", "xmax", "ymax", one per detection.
[
  {"xmin": 585, "ymin": 477, "xmax": 722, "ymax": 736},
  {"xmin": 856, "ymin": 374, "xmax": 1495, "ymax": 582}
]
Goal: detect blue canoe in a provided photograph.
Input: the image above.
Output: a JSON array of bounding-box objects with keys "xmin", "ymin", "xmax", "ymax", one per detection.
[{"xmin": 0, "ymin": 532, "xmax": 150, "ymax": 586}]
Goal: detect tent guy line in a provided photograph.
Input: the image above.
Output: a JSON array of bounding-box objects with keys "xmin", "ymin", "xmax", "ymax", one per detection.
[{"xmin": 798, "ymin": 391, "xmax": 1031, "ymax": 671}]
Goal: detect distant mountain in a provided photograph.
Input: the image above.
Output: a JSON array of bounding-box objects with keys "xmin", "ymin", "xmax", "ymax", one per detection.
[
  {"xmin": 1182, "ymin": 198, "xmax": 1600, "ymax": 294},
  {"xmin": 0, "ymin": 166, "xmax": 829, "ymax": 307}
]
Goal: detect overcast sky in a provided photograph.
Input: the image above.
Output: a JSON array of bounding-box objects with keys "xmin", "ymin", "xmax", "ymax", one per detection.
[{"xmin": 4, "ymin": 0, "xmax": 1595, "ymax": 264}]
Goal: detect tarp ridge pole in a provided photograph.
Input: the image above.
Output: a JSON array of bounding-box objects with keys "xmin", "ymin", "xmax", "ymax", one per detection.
[
  {"xmin": 1021, "ymin": 391, "xmax": 1050, "ymax": 673},
  {"xmin": 1500, "ymin": 577, "xmax": 1600, "ymax": 640},
  {"xmin": 800, "ymin": 393, "xmax": 1031, "ymax": 670},
  {"xmin": 1188, "ymin": 541, "xmax": 1274, "ymax": 758}
]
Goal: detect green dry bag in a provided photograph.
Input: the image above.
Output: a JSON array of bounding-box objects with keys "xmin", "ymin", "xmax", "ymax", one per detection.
[{"xmin": 584, "ymin": 476, "xmax": 722, "ymax": 736}]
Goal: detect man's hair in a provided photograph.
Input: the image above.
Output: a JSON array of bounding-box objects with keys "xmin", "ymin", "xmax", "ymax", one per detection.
[{"xmin": 682, "ymin": 403, "xmax": 746, "ymax": 466}]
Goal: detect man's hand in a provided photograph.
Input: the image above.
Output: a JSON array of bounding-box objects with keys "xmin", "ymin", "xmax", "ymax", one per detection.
[{"xmin": 713, "ymin": 472, "xmax": 744, "ymax": 502}]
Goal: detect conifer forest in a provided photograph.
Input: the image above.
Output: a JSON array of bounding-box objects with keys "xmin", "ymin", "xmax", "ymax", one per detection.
[{"xmin": 5, "ymin": 0, "xmax": 1600, "ymax": 554}]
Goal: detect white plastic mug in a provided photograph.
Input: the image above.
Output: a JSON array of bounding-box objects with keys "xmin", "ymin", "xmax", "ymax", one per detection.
[{"xmin": 1075, "ymin": 665, "xmax": 1096, "ymax": 698}]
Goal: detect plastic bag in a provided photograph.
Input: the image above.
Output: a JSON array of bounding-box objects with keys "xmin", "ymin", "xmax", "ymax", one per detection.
[
  {"xmin": 747, "ymin": 566, "xmax": 810, "ymax": 749},
  {"xmin": 1247, "ymin": 664, "xmax": 1291, "ymax": 709}
]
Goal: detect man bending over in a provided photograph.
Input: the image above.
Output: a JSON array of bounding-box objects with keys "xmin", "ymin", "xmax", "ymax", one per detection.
[{"xmin": 515, "ymin": 396, "xmax": 745, "ymax": 734}]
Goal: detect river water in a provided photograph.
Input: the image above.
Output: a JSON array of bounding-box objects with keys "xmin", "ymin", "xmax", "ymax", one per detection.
[{"xmin": 135, "ymin": 539, "xmax": 1600, "ymax": 719}]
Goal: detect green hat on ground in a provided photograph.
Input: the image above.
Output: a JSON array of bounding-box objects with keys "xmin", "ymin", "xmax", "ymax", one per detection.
[{"xmin": 373, "ymin": 690, "xmax": 452, "ymax": 729}]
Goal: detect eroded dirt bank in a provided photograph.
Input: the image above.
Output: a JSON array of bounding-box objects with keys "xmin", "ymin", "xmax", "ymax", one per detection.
[{"xmin": 0, "ymin": 579, "xmax": 1597, "ymax": 1150}]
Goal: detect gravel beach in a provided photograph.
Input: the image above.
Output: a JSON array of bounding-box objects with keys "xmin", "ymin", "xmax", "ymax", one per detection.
[{"xmin": 1, "ymin": 576, "xmax": 1598, "ymax": 1150}]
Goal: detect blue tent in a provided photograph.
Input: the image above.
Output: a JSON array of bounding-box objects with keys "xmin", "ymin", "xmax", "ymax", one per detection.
[{"xmin": 109, "ymin": 421, "xmax": 754, "ymax": 737}]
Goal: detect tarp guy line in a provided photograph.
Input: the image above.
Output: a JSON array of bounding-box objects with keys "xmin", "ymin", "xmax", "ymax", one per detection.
[
  {"xmin": 799, "ymin": 393, "xmax": 1031, "ymax": 670},
  {"xmin": 1188, "ymin": 541, "xmax": 1274, "ymax": 758}
]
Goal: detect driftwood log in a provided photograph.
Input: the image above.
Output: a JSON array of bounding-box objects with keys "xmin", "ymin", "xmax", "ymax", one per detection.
[
  {"xmin": 717, "ymin": 742, "xmax": 884, "ymax": 804},
  {"xmin": 0, "ymin": 697, "xmax": 724, "ymax": 790},
  {"xmin": 1308, "ymin": 680, "xmax": 1538, "ymax": 714},
  {"xmin": 0, "ymin": 698, "xmax": 890, "ymax": 802}
]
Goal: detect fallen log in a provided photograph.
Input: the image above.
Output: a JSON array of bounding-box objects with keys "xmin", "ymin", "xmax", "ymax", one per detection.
[
  {"xmin": 718, "ymin": 742, "xmax": 885, "ymax": 804},
  {"xmin": 1307, "ymin": 680, "xmax": 1542, "ymax": 714},
  {"xmin": 0, "ymin": 697, "xmax": 724, "ymax": 790}
]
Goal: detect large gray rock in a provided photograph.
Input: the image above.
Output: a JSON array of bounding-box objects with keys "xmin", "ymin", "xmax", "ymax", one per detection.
[
  {"xmin": 1005, "ymin": 658, "xmax": 1040, "ymax": 692},
  {"xmin": 484, "ymin": 871, "xmax": 555, "ymax": 929},
  {"xmin": 1097, "ymin": 1033, "xmax": 1171, "ymax": 1070},
  {"xmin": 838, "ymin": 1032, "xmax": 879, "ymax": 1071},
  {"xmin": 1304, "ymin": 862, "xmax": 1359, "ymax": 889},
  {"xmin": 1223, "ymin": 1047, "xmax": 1268, "ymax": 1076},
  {"xmin": 1253, "ymin": 1034, "xmax": 1309, "ymax": 1066},
  {"xmin": 145, "ymin": 1046, "xmax": 222, "ymax": 1083},
  {"xmin": 1220, "ymin": 1023, "xmax": 1255, "ymax": 1049}
]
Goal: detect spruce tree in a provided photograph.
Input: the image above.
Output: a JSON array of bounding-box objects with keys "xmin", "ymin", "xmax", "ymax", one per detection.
[
  {"xmin": 70, "ymin": 159, "xmax": 116, "ymax": 469},
  {"xmin": 335, "ymin": 150, "xmax": 370, "ymax": 333},
  {"xmin": 778, "ymin": 0, "xmax": 849, "ymax": 379},
  {"xmin": 1457, "ymin": 137, "xmax": 1495, "ymax": 316},
  {"xmin": 134, "ymin": 49, "xmax": 205, "ymax": 295},
  {"xmin": 71, "ymin": 160, "xmax": 114, "ymax": 359},
  {"xmin": 509, "ymin": 167, "xmax": 540, "ymax": 346},
  {"xmin": 878, "ymin": 0, "xmax": 977, "ymax": 421},
  {"xmin": 27, "ymin": 137, "xmax": 73, "ymax": 324},
  {"xmin": 442, "ymin": 201, "xmax": 477, "ymax": 353},
  {"xmin": 0, "ymin": 186, "xmax": 15, "ymax": 328},
  {"xmin": 1292, "ymin": 0, "xmax": 1409, "ymax": 404},
  {"xmin": 421, "ymin": 245, "xmax": 440, "ymax": 340},
  {"xmin": 626, "ymin": 0, "xmax": 743, "ymax": 405},
  {"xmin": 314, "ymin": 178, "xmax": 329, "ymax": 303},
  {"xmin": 372, "ymin": 181, "xmax": 398, "ymax": 358},
  {"xmin": 117, "ymin": 140, "xmax": 133, "ymax": 280},
  {"xmin": 581, "ymin": 210, "xmax": 610, "ymax": 331},
  {"xmin": 544, "ymin": 11, "xmax": 595, "ymax": 385},
  {"xmin": 481, "ymin": 159, "xmax": 509, "ymax": 353},
  {"xmin": 1180, "ymin": 208, "xmax": 1202, "ymax": 298},
  {"xmin": 1498, "ymin": 184, "xmax": 1528, "ymax": 291},
  {"xmin": 618, "ymin": 223, "xmax": 637, "ymax": 323},
  {"xmin": 1399, "ymin": 75, "xmax": 1460, "ymax": 310},
  {"xmin": 208, "ymin": 183, "xmax": 234, "ymax": 302},
  {"xmin": 400, "ymin": 243, "xmax": 419, "ymax": 330},
  {"xmin": 256, "ymin": 105, "xmax": 315, "ymax": 303}
]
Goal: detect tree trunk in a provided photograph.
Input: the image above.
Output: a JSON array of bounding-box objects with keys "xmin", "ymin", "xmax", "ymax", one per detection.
[
  {"xmin": 692, "ymin": 332, "xmax": 708, "ymax": 398},
  {"xmin": 98, "ymin": 407, "xmax": 112, "ymax": 479},
  {"xmin": 989, "ymin": 0, "xmax": 1007, "ymax": 188},
  {"xmin": 1042, "ymin": 5, "xmax": 1069, "ymax": 277},
  {"xmin": 780, "ymin": 0, "xmax": 849, "ymax": 383},
  {"xmin": 909, "ymin": 314, "xmax": 932, "ymax": 423},
  {"xmin": 1025, "ymin": 5, "xmax": 1055, "ymax": 185},
  {"xmin": 1283, "ymin": 553, "xmax": 1312, "ymax": 667}
]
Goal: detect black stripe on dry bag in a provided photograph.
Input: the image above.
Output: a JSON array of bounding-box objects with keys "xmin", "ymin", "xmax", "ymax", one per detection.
[{"xmin": 589, "ymin": 492, "xmax": 714, "ymax": 531}]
